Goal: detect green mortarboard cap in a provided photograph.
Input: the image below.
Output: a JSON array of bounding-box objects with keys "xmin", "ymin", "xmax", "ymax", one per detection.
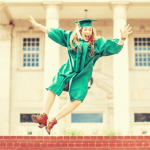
[{"xmin": 73, "ymin": 19, "xmax": 97, "ymax": 28}]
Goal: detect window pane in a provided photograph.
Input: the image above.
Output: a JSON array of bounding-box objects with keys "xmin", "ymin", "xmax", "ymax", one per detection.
[
  {"xmin": 139, "ymin": 47, "xmax": 142, "ymax": 50},
  {"xmin": 23, "ymin": 37, "xmax": 40, "ymax": 67},
  {"xmin": 23, "ymin": 54, "xmax": 27, "ymax": 67},
  {"xmin": 36, "ymin": 47, "xmax": 39, "ymax": 51},
  {"xmin": 20, "ymin": 114, "xmax": 39, "ymax": 123},
  {"xmin": 135, "ymin": 63, "xmax": 138, "ymax": 66},
  {"xmin": 71, "ymin": 113, "xmax": 103, "ymax": 123},
  {"xmin": 36, "ymin": 38, "xmax": 39, "ymax": 42},
  {"xmin": 143, "ymin": 38, "xmax": 146, "ymax": 41},
  {"xmin": 134, "ymin": 38, "xmax": 137, "ymax": 41},
  {"xmin": 23, "ymin": 38, "xmax": 27, "ymax": 42},
  {"xmin": 23, "ymin": 58, "xmax": 26, "ymax": 62},
  {"xmin": 135, "ymin": 47, "xmax": 137, "ymax": 51},
  {"xmin": 134, "ymin": 35, "xmax": 150, "ymax": 67},
  {"xmin": 23, "ymin": 47, "xmax": 26, "ymax": 51},
  {"xmin": 134, "ymin": 113, "xmax": 150, "ymax": 122}
]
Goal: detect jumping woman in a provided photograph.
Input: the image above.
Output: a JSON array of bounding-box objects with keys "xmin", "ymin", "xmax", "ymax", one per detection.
[{"xmin": 29, "ymin": 15, "xmax": 132, "ymax": 135}]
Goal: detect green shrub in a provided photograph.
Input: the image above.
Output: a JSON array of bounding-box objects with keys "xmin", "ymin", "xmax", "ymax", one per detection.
[
  {"xmin": 64, "ymin": 128, "xmax": 84, "ymax": 136},
  {"xmin": 100, "ymin": 129, "xmax": 122, "ymax": 136}
]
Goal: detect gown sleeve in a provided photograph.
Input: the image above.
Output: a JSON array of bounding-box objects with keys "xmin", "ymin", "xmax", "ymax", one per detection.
[
  {"xmin": 99, "ymin": 37, "xmax": 123, "ymax": 57},
  {"xmin": 48, "ymin": 27, "xmax": 71, "ymax": 47}
]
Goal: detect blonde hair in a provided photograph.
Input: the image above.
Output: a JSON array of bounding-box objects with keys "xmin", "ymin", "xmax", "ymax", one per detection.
[{"xmin": 70, "ymin": 27, "xmax": 98, "ymax": 57}]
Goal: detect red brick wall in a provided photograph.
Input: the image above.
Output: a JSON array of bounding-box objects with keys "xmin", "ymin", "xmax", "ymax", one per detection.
[{"xmin": 0, "ymin": 136, "xmax": 150, "ymax": 150}]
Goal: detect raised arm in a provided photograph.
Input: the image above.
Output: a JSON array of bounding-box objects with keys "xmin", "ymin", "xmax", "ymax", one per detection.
[
  {"xmin": 98, "ymin": 24, "xmax": 133, "ymax": 57},
  {"xmin": 29, "ymin": 15, "xmax": 72, "ymax": 47},
  {"xmin": 118, "ymin": 24, "xmax": 133, "ymax": 45},
  {"xmin": 29, "ymin": 15, "xmax": 48, "ymax": 34}
]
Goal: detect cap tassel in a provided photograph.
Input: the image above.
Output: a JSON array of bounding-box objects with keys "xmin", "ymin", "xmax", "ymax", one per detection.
[{"xmin": 75, "ymin": 22, "xmax": 83, "ymax": 40}]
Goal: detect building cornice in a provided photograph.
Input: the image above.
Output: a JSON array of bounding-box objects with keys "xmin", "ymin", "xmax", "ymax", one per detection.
[
  {"xmin": 110, "ymin": 1, "xmax": 130, "ymax": 9},
  {"xmin": 42, "ymin": 1, "xmax": 62, "ymax": 10},
  {"xmin": 0, "ymin": 2, "xmax": 12, "ymax": 25},
  {"xmin": 2, "ymin": 1, "xmax": 150, "ymax": 7}
]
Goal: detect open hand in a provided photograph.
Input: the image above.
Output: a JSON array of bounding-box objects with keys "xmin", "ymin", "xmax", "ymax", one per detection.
[
  {"xmin": 120, "ymin": 24, "xmax": 133, "ymax": 38},
  {"xmin": 29, "ymin": 15, "xmax": 38, "ymax": 27}
]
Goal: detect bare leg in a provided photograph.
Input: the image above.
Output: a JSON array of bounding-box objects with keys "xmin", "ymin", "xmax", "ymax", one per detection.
[
  {"xmin": 55, "ymin": 100, "xmax": 82, "ymax": 121},
  {"xmin": 43, "ymin": 90, "xmax": 56, "ymax": 115}
]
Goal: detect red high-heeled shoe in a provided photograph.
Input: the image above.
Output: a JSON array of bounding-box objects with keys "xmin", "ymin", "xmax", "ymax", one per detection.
[
  {"xmin": 45, "ymin": 117, "xmax": 57, "ymax": 135},
  {"xmin": 31, "ymin": 113, "xmax": 48, "ymax": 128}
]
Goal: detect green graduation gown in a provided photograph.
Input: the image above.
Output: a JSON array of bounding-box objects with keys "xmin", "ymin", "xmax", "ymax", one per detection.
[{"xmin": 46, "ymin": 28, "xmax": 123, "ymax": 102}]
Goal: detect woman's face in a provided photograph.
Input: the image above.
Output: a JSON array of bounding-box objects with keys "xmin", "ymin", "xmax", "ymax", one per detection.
[{"xmin": 81, "ymin": 26, "xmax": 93, "ymax": 41}]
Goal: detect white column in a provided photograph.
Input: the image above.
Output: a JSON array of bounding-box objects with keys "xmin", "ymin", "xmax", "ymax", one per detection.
[
  {"xmin": 0, "ymin": 25, "xmax": 13, "ymax": 135},
  {"xmin": 111, "ymin": 2, "xmax": 130, "ymax": 135},
  {"xmin": 43, "ymin": 1, "xmax": 62, "ymax": 136}
]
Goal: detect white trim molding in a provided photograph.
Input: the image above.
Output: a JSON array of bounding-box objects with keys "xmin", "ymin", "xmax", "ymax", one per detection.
[{"xmin": 17, "ymin": 30, "xmax": 45, "ymax": 71}]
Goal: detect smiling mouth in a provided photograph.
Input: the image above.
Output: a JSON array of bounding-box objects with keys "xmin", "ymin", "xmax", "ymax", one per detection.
[{"xmin": 85, "ymin": 35, "xmax": 90, "ymax": 40}]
